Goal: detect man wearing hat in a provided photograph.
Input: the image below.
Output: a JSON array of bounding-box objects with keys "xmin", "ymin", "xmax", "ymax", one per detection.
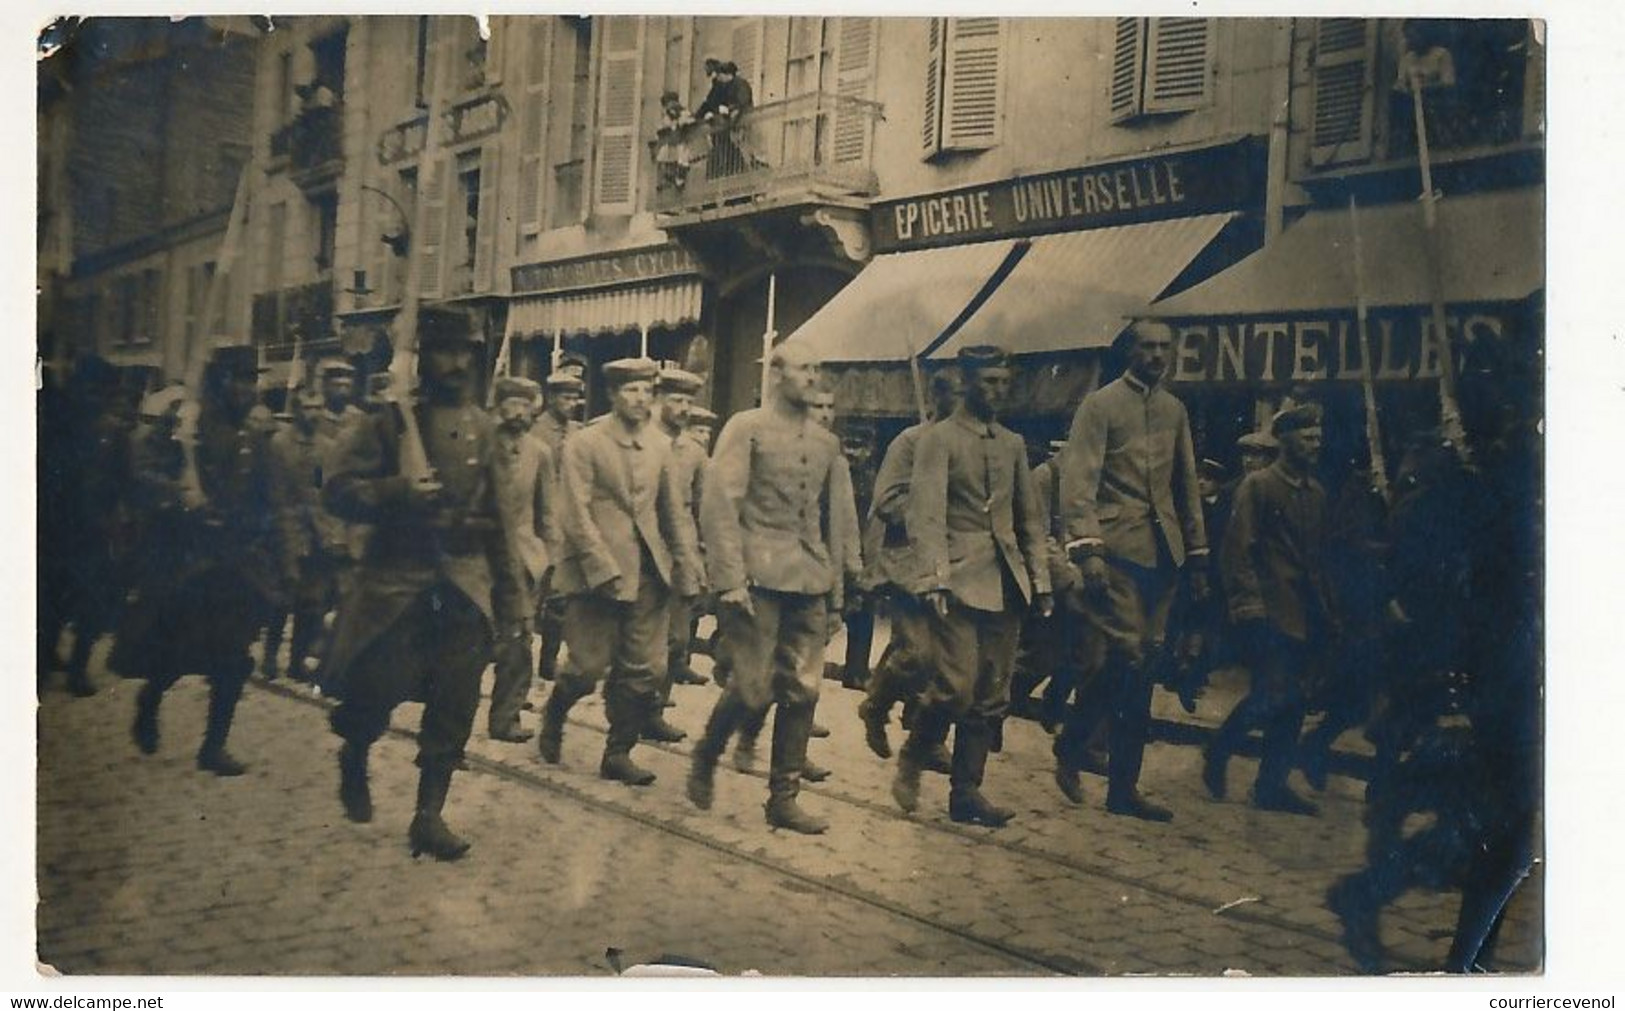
[
  {"xmin": 1204, "ymin": 402, "xmax": 1333, "ymax": 815},
  {"xmin": 651, "ymin": 368, "xmax": 711, "ymax": 731},
  {"xmin": 539, "ymin": 358, "xmax": 700, "ymax": 786},
  {"xmin": 1237, "ymin": 431, "xmax": 1279, "ymax": 476},
  {"xmin": 320, "ymin": 308, "xmax": 525, "ymax": 860},
  {"xmin": 686, "ymin": 342, "xmax": 852, "ymax": 834},
  {"xmin": 892, "ymin": 346, "xmax": 1051, "ymax": 828},
  {"xmin": 533, "ymin": 371, "xmax": 585, "ymax": 685},
  {"xmin": 315, "ymin": 357, "xmax": 361, "ymax": 436},
  {"xmin": 113, "ymin": 345, "xmax": 282, "ymax": 777},
  {"xmin": 487, "ymin": 375, "xmax": 555, "ymax": 743},
  {"xmin": 1056, "ymin": 318, "xmax": 1209, "ymax": 822}
]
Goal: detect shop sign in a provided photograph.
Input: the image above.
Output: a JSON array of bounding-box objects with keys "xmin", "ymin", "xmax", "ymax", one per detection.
[
  {"xmin": 1165, "ymin": 308, "xmax": 1513, "ymax": 386},
  {"xmin": 871, "ymin": 138, "xmax": 1265, "ymax": 254},
  {"xmin": 512, "ymin": 244, "xmax": 698, "ymax": 295},
  {"xmin": 445, "ymin": 94, "xmax": 508, "ymax": 146},
  {"xmin": 377, "ymin": 116, "xmax": 428, "ymax": 166}
]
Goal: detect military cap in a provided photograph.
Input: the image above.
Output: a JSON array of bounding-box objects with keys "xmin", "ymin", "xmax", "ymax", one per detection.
[
  {"xmin": 687, "ymin": 406, "xmax": 718, "ymax": 426},
  {"xmin": 1237, "ymin": 431, "xmax": 1279, "ymax": 453},
  {"xmin": 318, "ymin": 356, "xmax": 356, "ymax": 377},
  {"xmin": 558, "ymin": 351, "xmax": 590, "ymax": 371},
  {"xmin": 417, "ymin": 306, "xmax": 483, "ymax": 348},
  {"xmin": 1198, "ymin": 457, "xmax": 1229, "ymax": 480},
  {"xmin": 295, "ymin": 385, "xmax": 326, "ymax": 409},
  {"xmin": 720, "ymin": 61, "xmax": 739, "ymax": 74},
  {"xmin": 602, "ymin": 357, "xmax": 659, "ymax": 388},
  {"xmin": 544, "ymin": 371, "xmax": 585, "ymax": 393},
  {"xmin": 1271, "ymin": 402, "xmax": 1324, "ymax": 436},
  {"xmin": 957, "ymin": 344, "xmax": 1011, "ymax": 371},
  {"xmin": 366, "ymin": 373, "xmax": 394, "ymax": 395},
  {"xmin": 493, "ymin": 375, "xmax": 542, "ymax": 403},
  {"xmin": 809, "ymin": 389, "xmax": 837, "ymax": 405},
  {"xmin": 138, "ymin": 385, "xmax": 188, "ymax": 420},
  {"xmin": 655, "ymin": 367, "xmax": 704, "ymax": 396},
  {"xmin": 209, "ymin": 344, "xmax": 268, "ymax": 376}
]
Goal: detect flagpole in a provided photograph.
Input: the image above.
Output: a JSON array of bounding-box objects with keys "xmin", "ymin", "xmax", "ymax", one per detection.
[{"xmin": 759, "ymin": 273, "xmax": 777, "ymax": 407}]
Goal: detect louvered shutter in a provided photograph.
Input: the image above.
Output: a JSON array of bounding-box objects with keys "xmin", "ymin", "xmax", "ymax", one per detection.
[
  {"xmin": 941, "ymin": 17, "xmax": 1005, "ymax": 150},
  {"xmin": 1144, "ymin": 17, "xmax": 1213, "ymax": 113},
  {"xmin": 831, "ymin": 17, "xmax": 877, "ymax": 166},
  {"xmin": 592, "ymin": 16, "xmax": 645, "ymax": 215},
  {"xmin": 417, "ymin": 156, "xmax": 448, "ymax": 299},
  {"xmin": 1108, "ymin": 17, "xmax": 1146, "ymax": 122},
  {"xmin": 731, "ymin": 17, "xmax": 765, "ymax": 93},
  {"xmin": 472, "ymin": 146, "xmax": 500, "ymax": 291},
  {"xmin": 518, "ymin": 17, "xmax": 552, "ymax": 237},
  {"xmin": 922, "ymin": 17, "xmax": 944, "ymax": 156},
  {"xmin": 419, "ymin": 16, "xmax": 438, "ymax": 109},
  {"xmin": 1308, "ymin": 18, "xmax": 1378, "ymax": 167}
]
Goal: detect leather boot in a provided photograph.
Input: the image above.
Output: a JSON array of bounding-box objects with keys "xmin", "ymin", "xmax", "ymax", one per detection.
[
  {"xmin": 891, "ymin": 710, "xmax": 946, "ymax": 813},
  {"xmin": 948, "ymin": 722, "xmax": 1014, "ymax": 828},
  {"xmin": 338, "ymin": 741, "xmax": 372, "ymax": 823},
  {"xmin": 732, "ymin": 726, "xmax": 759, "ymax": 772},
  {"xmin": 408, "ymin": 762, "xmax": 470, "ymax": 861},
  {"xmin": 642, "ymin": 714, "xmax": 687, "ymax": 744},
  {"xmin": 536, "ymin": 683, "xmax": 573, "ymax": 765},
  {"xmin": 196, "ymin": 674, "xmax": 248, "ymax": 776},
  {"xmin": 858, "ymin": 695, "xmax": 893, "ymax": 759},
  {"xmin": 65, "ymin": 635, "xmax": 98, "ymax": 697},
  {"xmin": 687, "ymin": 693, "xmax": 744, "ymax": 810},
  {"xmin": 132, "ymin": 682, "xmax": 161, "ymax": 755},
  {"xmin": 600, "ymin": 680, "xmax": 657, "ymax": 786},
  {"xmin": 764, "ymin": 702, "xmax": 827, "ymax": 834}
]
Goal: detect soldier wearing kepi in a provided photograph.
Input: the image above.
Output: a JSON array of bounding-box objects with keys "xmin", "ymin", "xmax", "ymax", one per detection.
[
  {"xmin": 1057, "ymin": 318, "xmax": 1209, "ymax": 822},
  {"xmin": 112, "ymin": 345, "xmax": 282, "ymax": 777},
  {"xmin": 487, "ymin": 375, "xmax": 556, "ymax": 744},
  {"xmin": 320, "ymin": 308, "xmax": 524, "ymax": 861},
  {"xmin": 532, "ymin": 371, "xmax": 584, "ymax": 685},
  {"xmin": 649, "ymin": 368, "xmax": 711, "ymax": 748},
  {"xmin": 538, "ymin": 358, "xmax": 701, "ymax": 786},
  {"xmin": 686, "ymin": 342, "xmax": 855, "ymax": 834},
  {"xmin": 892, "ymin": 346, "xmax": 1051, "ymax": 828}
]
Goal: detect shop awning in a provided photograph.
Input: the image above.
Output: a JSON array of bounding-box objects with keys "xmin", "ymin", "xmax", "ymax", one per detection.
[
  {"xmin": 782, "ymin": 239, "xmax": 1019, "ymax": 363},
  {"xmin": 1151, "ymin": 188, "xmax": 1543, "ymax": 317},
  {"xmin": 506, "ymin": 277, "xmax": 704, "ymax": 339},
  {"xmin": 928, "ymin": 213, "xmax": 1236, "ymax": 360}
]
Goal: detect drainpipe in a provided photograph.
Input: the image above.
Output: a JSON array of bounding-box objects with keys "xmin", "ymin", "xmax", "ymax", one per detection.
[{"xmin": 1263, "ymin": 17, "xmax": 1295, "ymax": 244}]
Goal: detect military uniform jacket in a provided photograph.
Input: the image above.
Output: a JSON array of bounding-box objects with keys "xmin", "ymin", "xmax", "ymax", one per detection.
[
  {"xmin": 701, "ymin": 407, "xmax": 852, "ymax": 599},
  {"xmin": 1059, "ymin": 373, "xmax": 1208, "ymax": 570},
  {"xmin": 667, "ymin": 427, "xmax": 710, "ymax": 585},
  {"xmin": 192, "ymin": 406, "xmax": 282, "ymax": 599},
  {"xmin": 859, "ymin": 422, "xmax": 929, "ymax": 593},
  {"xmin": 269, "ymin": 424, "xmax": 349, "ymax": 565},
  {"xmin": 494, "ymin": 426, "xmax": 557, "ymax": 587},
  {"xmin": 534, "ymin": 412, "xmax": 580, "ymax": 477},
  {"xmin": 908, "ymin": 411, "xmax": 1050, "ymax": 614},
  {"xmin": 554, "ymin": 417, "xmax": 700, "ymax": 602},
  {"xmin": 1220, "ymin": 461, "xmax": 1332, "ymax": 642},
  {"xmin": 1031, "ymin": 458, "xmax": 1080, "ymax": 594},
  {"xmin": 320, "ymin": 399, "xmax": 525, "ymax": 692}
]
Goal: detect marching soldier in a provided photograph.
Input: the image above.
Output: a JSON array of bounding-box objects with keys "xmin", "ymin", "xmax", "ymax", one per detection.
[
  {"xmin": 1056, "ymin": 319, "xmax": 1209, "ymax": 822},
  {"xmin": 857, "ymin": 372, "xmax": 960, "ymax": 762},
  {"xmin": 533, "ymin": 371, "xmax": 584, "ymax": 685},
  {"xmin": 1204, "ymin": 403, "xmax": 1335, "ymax": 815},
  {"xmin": 487, "ymin": 375, "xmax": 556, "ymax": 743},
  {"xmin": 313, "ymin": 357, "xmax": 364, "ymax": 440},
  {"xmin": 112, "ymin": 345, "xmax": 282, "ymax": 777},
  {"xmin": 892, "ymin": 346, "xmax": 1051, "ymax": 828},
  {"xmin": 320, "ymin": 308, "xmax": 525, "ymax": 860},
  {"xmin": 651, "ymin": 368, "xmax": 711, "ymax": 748},
  {"xmin": 686, "ymin": 342, "xmax": 854, "ymax": 834},
  {"xmin": 538, "ymin": 359, "xmax": 701, "ymax": 786}
]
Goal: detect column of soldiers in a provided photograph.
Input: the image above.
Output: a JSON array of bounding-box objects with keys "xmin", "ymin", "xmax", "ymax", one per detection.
[{"xmin": 43, "ymin": 306, "xmax": 1535, "ymax": 972}]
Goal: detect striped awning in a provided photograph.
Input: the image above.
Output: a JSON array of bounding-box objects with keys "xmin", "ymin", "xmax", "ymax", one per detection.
[{"xmin": 506, "ymin": 278, "xmax": 704, "ymax": 339}]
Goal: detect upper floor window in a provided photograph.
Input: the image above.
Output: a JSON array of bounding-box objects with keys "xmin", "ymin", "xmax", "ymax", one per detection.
[
  {"xmin": 923, "ymin": 17, "xmax": 1007, "ymax": 157},
  {"xmin": 1109, "ymin": 17, "xmax": 1215, "ymax": 124}
]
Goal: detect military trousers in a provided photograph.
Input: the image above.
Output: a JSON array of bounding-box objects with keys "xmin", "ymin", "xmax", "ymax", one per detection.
[
  {"xmin": 865, "ymin": 591, "xmax": 934, "ymax": 712},
  {"xmin": 1214, "ymin": 624, "xmax": 1315, "ymax": 793},
  {"xmin": 919, "ymin": 595, "xmax": 1021, "ymax": 728},
  {"xmin": 717, "ymin": 588, "xmax": 827, "ymax": 716},
  {"xmin": 329, "ymin": 584, "xmax": 490, "ymax": 769},
  {"xmin": 552, "ymin": 561, "xmax": 671, "ymax": 742}
]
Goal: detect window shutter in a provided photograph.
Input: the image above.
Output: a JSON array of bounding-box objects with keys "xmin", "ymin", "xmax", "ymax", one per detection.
[
  {"xmin": 518, "ymin": 17, "xmax": 553, "ymax": 237},
  {"xmin": 1108, "ymin": 17, "xmax": 1146, "ymax": 122},
  {"xmin": 731, "ymin": 17, "xmax": 765, "ymax": 93},
  {"xmin": 941, "ymin": 17, "xmax": 1005, "ymax": 150},
  {"xmin": 1522, "ymin": 21, "xmax": 1545, "ymax": 139},
  {"xmin": 922, "ymin": 17, "xmax": 944, "ymax": 156},
  {"xmin": 417, "ymin": 156, "xmax": 448, "ymax": 299},
  {"xmin": 592, "ymin": 16, "xmax": 645, "ymax": 215},
  {"xmin": 1144, "ymin": 17, "xmax": 1213, "ymax": 113},
  {"xmin": 1308, "ymin": 18, "xmax": 1378, "ymax": 167},
  {"xmin": 831, "ymin": 17, "xmax": 877, "ymax": 165},
  {"xmin": 473, "ymin": 147, "xmax": 501, "ymax": 292},
  {"xmin": 420, "ymin": 17, "xmax": 438, "ymax": 109}
]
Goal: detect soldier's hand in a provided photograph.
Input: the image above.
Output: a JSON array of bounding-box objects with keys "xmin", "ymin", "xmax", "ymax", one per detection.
[
  {"xmin": 1080, "ymin": 556, "xmax": 1109, "ymax": 598},
  {"xmin": 720, "ymin": 587, "xmax": 754, "ymax": 617},
  {"xmin": 1035, "ymin": 592, "xmax": 1055, "ymax": 618},
  {"xmin": 595, "ymin": 574, "xmax": 623, "ymax": 597},
  {"xmin": 924, "ymin": 590, "xmax": 951, "ymax": 619}
]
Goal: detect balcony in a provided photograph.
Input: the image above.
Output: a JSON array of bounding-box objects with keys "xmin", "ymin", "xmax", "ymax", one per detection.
[
  {"xmin": 270, "ymin": 103, "xmax": 345, "ymax": 192},
  {"xmin": 652, "ymin": 92, "xmax": 882, "ymax": 221}
]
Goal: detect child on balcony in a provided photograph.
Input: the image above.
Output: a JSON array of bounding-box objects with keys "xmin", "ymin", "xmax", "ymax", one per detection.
[{"xmin": 655, "ymin": 91, "xmax": 698, "ymax": 192}]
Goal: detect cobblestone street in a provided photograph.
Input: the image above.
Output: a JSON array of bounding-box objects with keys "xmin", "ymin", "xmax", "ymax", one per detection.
[{"xmin": 34, "ymin": 636, "xmax": 1541, "ymax": 978}]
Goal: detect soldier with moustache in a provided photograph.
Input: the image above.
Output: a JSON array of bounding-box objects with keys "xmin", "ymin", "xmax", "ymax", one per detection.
[
  {"xmin": 487, "ymin": 375, "xmax": 556, "ymax": 743},
  {"xmin": 538, "ymin": 359, "xmax": 701, "ymax": 786},
  {"xmin": 113, "ymin": 345, "xmax": 283, "ymax": 777},
  {"xmin": 686, "ymin": 342, "xmax": 855, "ymax": 834},
  {"xmin": 320, "ymin": 309, "xmax": 525, "ymax": 860},
  {"xmin": 892, "ymin": 346, "xmax": 1051, "ymax": 828},
  {"xmin": 532, "ymin": 371, "xmax": 585, "ymax": 685},
  {"xmin": 648, "ymin": 368, "xmax": 711, "ymax": 748}
]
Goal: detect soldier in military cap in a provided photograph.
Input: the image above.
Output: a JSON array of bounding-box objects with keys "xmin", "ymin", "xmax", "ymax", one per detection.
[
  {"xmin": 533, "ymin": 371, "xmax": 585, "ymax": 685},
  {"xmin": 538, "ymin": 358, "xmax": 700, "ymax": 785},
  {"xmin": 1237, "ymin": 431, "xmax": 1279, "ymax": 475},
  {"xmin": 686, "ymin": 342, "xmax": 855, "ymax": 834},
  {"xmin": 113, "ymin": 344, "xmax": 281, "ymax": 777},
  {"xmin": 487, "ymin": 375, "xmax": 555, "ymax": 743},
  {"xmin": 315, "ymin": 356, "xmax": 360, "ymax": 434},
  {"xmin": 650, "ymin": 368, "xmax": 711, "ymax": 740},
  {"xmin": 891, "ymin": 346, "xmax": 1051, "ymax": 828},
  {"xmin": 685, "ymin": 406, "xmax": 718, "ymax": 452},
  {"xmin": 320, "ymin": 307, "xmax": 525, "ymax": 860}
]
